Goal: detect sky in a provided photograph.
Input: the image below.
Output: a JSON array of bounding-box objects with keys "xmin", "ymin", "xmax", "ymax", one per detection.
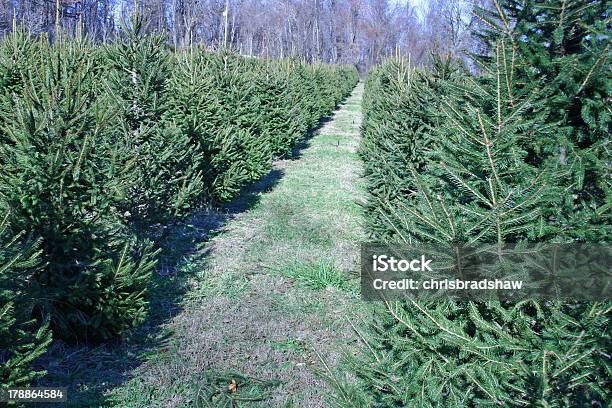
[{"xmin": 393, "ymin": 0, "xmax": 430, "ymax": 20}]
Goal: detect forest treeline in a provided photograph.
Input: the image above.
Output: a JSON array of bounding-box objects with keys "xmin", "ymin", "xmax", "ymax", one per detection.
[
  {"xmin": 0, "ymin": 0, "xmax": 486, "ymax": 70},
  {"xmin": 331, "ymin": 0, "xmax": 610, "ymax": 406},
  {"xmin": 0, "ymin": 13, "xmax": 357, "ymax": 387}
]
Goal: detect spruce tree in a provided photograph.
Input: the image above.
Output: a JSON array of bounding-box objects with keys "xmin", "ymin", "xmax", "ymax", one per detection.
[
  {"xmin": 335, "ymin": 44, "xmax": 610, "ymax": 406},
  {"xmin": 167, "ymin": 49, "xmax": 357, "ymax": 204},
  {"xmin": 0, "ymin": 36, "xmax": 157, "ymax": 341},
  {"xmin": 0, "ymin": 27, "xmax": 38, "ymax": 146},
  {"xmin": 104, "ymin": 13, "xmax": 203, "ymax": 227},
  {"xmin": 252, "ymin": 59, "xmax": 303, "ymax": 157},
  {"xmin": 278, "ymin": 59, "xmax": 318, "ymax": 139},
  {"xmin": 167, "ymin": 49, "xmax": 250, "ymax": 202},
  {"xmin": 360, "ymin": 56, "xmax": 463, "ymax": 240},
  {"xmin": 220, "ymin": 54, "xmax": 275, "ymax": 184},
  {"xmin": 473, "ymin": 0, "xmax": 611, "ymax": 241},
  {"xmin": 0, "ymin": 213, "xmax": 51, "ymax": 388}
]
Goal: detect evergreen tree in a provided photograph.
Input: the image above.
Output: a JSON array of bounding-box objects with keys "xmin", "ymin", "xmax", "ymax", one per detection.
[
  {"xmin": 0, "ymin": 27, "xmax": 38, "ymax": 147},
  {"xmin": 167, "ymin": 49, "xmax": 357, "ymax": 204},
  {"xmin": 0, "ymin": 37, "xmax": 157, "ymax": 341},
  {"xmin": 0, "ymin": 15, "xmax": 357, "ymax": 353},
  {"xmin": 167, "ymin": 50, "xmax": 256, "ymax": 202},
  {"xmin": 333, "ymin": 44, "xmax": 610, "ymax": 406},
  {"xmin": 0, "ymin": 212, "xmax": 51, "ymax": 388},
  {"xmin": 105, "ymin": 13, "xmax": 203, "ymax": 227},
  {"xmin": 252, "ymin": 59, "xmax": 304, "ymax": 158},
  {"xmin": 360, "ymin": 56, "xmax": 463, "ymax": 240},
  {"xmin": 473, "ymin": 0, "xmax": 611, "ymax": 241},
  {"xmin": 211, "ymin": 52, "xmax": 273, "ymax": 186}
]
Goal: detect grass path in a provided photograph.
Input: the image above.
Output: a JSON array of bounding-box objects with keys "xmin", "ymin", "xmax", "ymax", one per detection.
[{"xmin": 109, "ymin": 83, "xmax": 366, "ymax": 407}]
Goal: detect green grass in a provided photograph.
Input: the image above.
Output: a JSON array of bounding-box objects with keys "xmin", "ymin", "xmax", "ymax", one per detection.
[
  {"xmin": 270, "ymin": 338, "xmax": 304, "ymax": 353},
  {"xmin": 272, "ymin": 260, "xmax": 349, "ymax": 291}
]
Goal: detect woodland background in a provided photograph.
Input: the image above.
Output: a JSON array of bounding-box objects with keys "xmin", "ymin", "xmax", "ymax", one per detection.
[{"xmin": 0, "ymin": 0, "xmax": 489, "ymax": 70}]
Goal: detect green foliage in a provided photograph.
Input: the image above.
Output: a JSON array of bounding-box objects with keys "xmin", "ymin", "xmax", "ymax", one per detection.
[
  {"xmin": 0, "ymin": 213, "xmax": 52, "ymax": 388},
  {"xmin": 168, "ymin": 50, "xmax": 358, "ymax": 202},
  {"xmin": 473, "ymin": 0, "xmax": 611, "ymax": 241},
  {"xmin": 339, "ymin": 6, "xmax": 610, "ymax": 405},
  {"xmin": 0, "ymin": 18, "xmax": 356, "ymax": 377},
  {"xmin": 0, "ymin": 28, "xmax": 37, "ymax": 140},
  {"xmin": 254, "ymin": 60, "xmax": 307, "ymax": 157},
  {"xmin": 0, "ymin": 38, "xmax": 157, "ymax": 341},
  {"xmin": 340, "ymin": 299, "xmax": 610, "ymax": 407},
  {"xmin": 360, "ymin": 56, "xmax": 464, "ymax": 240},
  {"xmin": 104, "ymin": 15, "xmax": 204, "ymax": 226},
  {"xmin": 382, "ymin": 47, "xmax": 562, "ymax": 245}
]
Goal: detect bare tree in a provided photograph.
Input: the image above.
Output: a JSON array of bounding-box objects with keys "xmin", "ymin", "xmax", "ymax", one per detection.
[{"xmin": 0, "ymin": 0, "xmax": 479, "ymax": 71}]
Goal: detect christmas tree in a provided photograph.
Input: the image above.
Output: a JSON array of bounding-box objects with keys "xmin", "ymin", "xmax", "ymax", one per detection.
[
  {"xmin": 473, "ymin": 0, "xmax": 611, "ymax": 241},
  {"xmin": 333, "ymin": 41, "xmax": 610, "ymax": 406},
  {"xmin": 0, "ymin": 27, "xmax": 38, "ymax": 141},
  {"xmin": 360, "ymin": 55, "xmax": 463, "ymax": 240},
  {"xmin": 167, "ymin": 49, "xmax": 255, "ymax": 202},
  {"xmin": 0, "ymin": 36, "xmax": 157, "ymax": 341},
  {"xmin": 104, "ymin": 11, "xmax": 203, "ymax": 227},
  {"xmin": 0, "ymin": 212, "xmax": 51, "ymax": 387},
  {"xmin": 167, "ymin": 48, "xmax": 358, "ymax": 203}
]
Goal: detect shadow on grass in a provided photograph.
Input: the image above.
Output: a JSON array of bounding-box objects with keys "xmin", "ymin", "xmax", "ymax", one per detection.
[
  {"xmin": 285, "ymin": 116, "xmax": 334, "ymax": 161},
  {"xmin": 31, "ymin": 111, "xmax": 340, "ymax": 407}
]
